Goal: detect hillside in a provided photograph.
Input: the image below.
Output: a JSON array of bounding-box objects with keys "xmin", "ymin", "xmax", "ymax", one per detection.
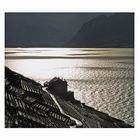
[
  {"xmin": 5, "ymin": 67, "xmax": 133, "ymax": 128},
  {"xmin": 67, "ymin": 13, "xmax": 134, "ymax": 48}
]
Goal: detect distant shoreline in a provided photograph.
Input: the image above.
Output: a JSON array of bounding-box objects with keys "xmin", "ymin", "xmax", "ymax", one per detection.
[
  {"xmin": 5, "ymin": 46, "xmax": 134, "ymax": 48},
  {"xmin": 5, "ymin": 55, "xmax": 134, "ymax": 60}
]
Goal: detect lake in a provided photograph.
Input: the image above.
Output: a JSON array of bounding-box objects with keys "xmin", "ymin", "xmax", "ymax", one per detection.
[{"xmin": 5, "ymin": 48, "xmax": 134, "ymax": 126}]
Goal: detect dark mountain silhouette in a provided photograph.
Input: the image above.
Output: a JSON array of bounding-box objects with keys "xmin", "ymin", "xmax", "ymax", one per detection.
[
  {"xmin": 5, "ymin": 13, "xmax": 65, "ymax": 47},
  {"xmin": 5, "ymin": 13, "xmax": 134, "ymax": 48},
  {"xmin": 5, "ymin": 13, "xmax": 100, "ymax": 47},
  {"xmin": 67, "ymin": 13, "xmax": 134, "ymax": 48}
]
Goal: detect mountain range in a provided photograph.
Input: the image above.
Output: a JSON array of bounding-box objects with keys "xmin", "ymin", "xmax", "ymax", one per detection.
[
  {"xmin": 5, "ymin": 13, "xmax": 134, "ymax": 48},
  {"xmin": 5, "ymin": 13, "xmax": 99, "ymax": 47},
  {"xmin": 67, "ymin": 13, "xmax": 134, "ymax": 48}
]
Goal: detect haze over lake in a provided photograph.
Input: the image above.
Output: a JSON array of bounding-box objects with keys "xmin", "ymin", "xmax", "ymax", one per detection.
[{"xmin": 5, "ymin": 48, "xmax": 134, "ymax": 126}]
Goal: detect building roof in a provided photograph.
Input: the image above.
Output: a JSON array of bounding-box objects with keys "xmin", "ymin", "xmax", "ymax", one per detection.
[
  {"xmin": 49, "ymin": 77, "xmax": 67, "ymax": 85},
  {"xmin": 5, "ymin": 67, "xmax": 75, "ymax": 128}
]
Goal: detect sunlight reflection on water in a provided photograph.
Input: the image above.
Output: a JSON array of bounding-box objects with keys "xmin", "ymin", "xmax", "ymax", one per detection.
[{"xmin": 5, "ymin": 48, "xmax": 134, "ymax": 125}]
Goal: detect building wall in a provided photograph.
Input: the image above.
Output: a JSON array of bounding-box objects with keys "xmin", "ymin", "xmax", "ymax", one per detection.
[{"xmin": 49, "ymin": 82, "xmax": 67, "ymax": 96}]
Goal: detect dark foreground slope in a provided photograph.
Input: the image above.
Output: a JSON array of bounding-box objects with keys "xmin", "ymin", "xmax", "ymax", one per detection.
[{"xmin": 5, "ymin": 67, "xmax": 133, "ymax": 128}]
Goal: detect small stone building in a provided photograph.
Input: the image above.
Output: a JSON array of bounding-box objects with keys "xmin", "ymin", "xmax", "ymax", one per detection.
[
  {"xmin": 48, "ymin": 77, "xmax": 74, "ymax": 100},
  {"xmin": 48, "ymin": 77, "xmax": 67, "ymax": 95}
]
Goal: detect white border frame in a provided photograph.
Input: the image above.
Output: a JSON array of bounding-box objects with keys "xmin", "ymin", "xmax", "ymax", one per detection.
[{"xmin": 0, "ymin": 0, "xmax": 139, "ymax": 140}]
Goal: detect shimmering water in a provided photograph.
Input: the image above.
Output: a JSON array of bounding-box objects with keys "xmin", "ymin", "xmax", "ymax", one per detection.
[{"xmin": 5, "ymin": 48, "xmax": 134, "ymax": 126}]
